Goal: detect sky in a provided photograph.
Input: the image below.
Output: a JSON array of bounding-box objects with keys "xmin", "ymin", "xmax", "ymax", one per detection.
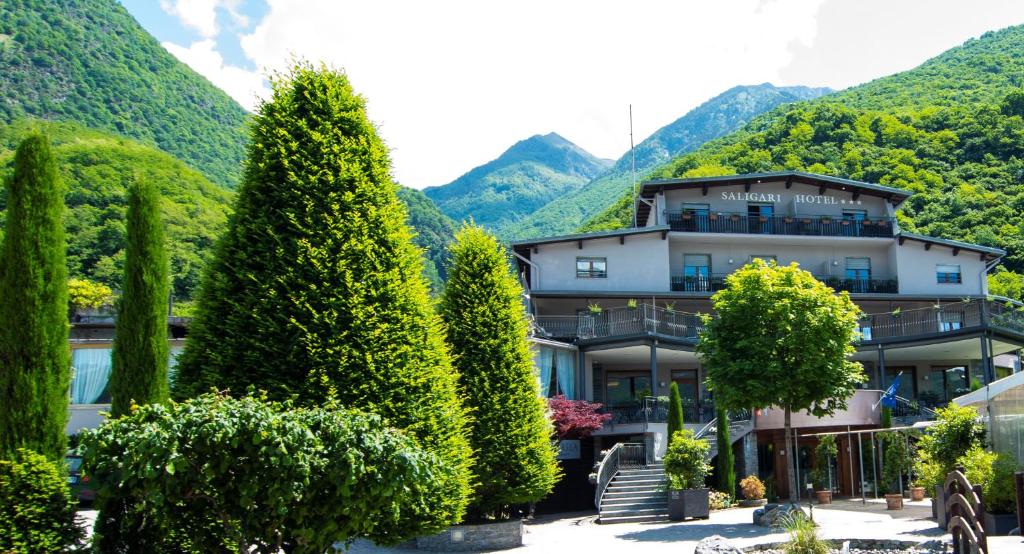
[{"xmin": 121, "ymin": 0, "xmax": 1024, "ymax": 189}]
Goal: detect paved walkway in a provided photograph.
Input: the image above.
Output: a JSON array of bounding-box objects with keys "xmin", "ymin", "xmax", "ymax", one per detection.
[{"xmin": 348, "ymin": 500, "xmax": 952, "ymax": 553}]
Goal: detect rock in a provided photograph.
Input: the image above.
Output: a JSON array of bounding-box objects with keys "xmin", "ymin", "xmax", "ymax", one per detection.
[
  {"xmin": 754, "ymin": 502, "xmax": 806, "ymax": 526},
  {"xmin": 694, "ymin": 535, "xmax": 743, "ymax": 554}
]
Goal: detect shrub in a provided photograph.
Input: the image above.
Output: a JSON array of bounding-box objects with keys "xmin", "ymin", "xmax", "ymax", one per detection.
[
  {"xmin": 779, "ymin": 514, "xmax": 830, "ymax": 554},
  {"xmin": 547, "ymin": 396, "xmax": 611, "ymax": 439},
  {"xmin": 0, "ymin": 134, "xmax": 70, "ymax": 461},
  {"xmin": 0, "ymin": 449, "xmax": 83, "ymax": 553},
  {"xmin": 810, "ymin": 435, "xmax": 838, "ymax": 491},
  {"xmin": 709, "ymin": 490, "xmax": 732, "ymax": 510},
  {"xmin": 739, "ymin": 474, "xmax": 766, "ymax": 500},
  {"xmin": 880, "ymin": 432, "xmax": 913, "ymax": 494},
  {"xmin": 171, "ymin": 63, "xmax": 472, "ymax": 529},
  {"xmin": 916, "ymin": 404, "xmax": 985, "ymax": 493},
  {"xmin": 663, "ymin": 430, "xmax": 711, "ymax": 490},
  {"xmin": 958, "ymin": 447, "xmax": 1018, "ymax": 514},
  {"xmin": 439, "ymin": 225, "xmax": 559, "ymax": 520},
  {"xmin": 67, "ymin": 278, "xmax": 114, "ymax": 312},
  {"xmin": 82, "ymin": 393, "xmax": 449, "ymax": 551}
]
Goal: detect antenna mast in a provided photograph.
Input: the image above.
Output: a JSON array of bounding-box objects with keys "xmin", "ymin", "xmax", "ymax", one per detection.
[{"xmin": 630, "ymin": 104, "xmax": 637, "ymax": 227}]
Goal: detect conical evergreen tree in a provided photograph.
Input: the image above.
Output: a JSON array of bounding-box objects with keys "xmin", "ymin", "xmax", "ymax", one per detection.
[
  {"xmin": 172, "ymin": 64, "xmax": 472, "ymax": 532},
  {"xmin": 110, "ymin": 177, "xmax": 170, "ymax": 417},
  {"xmin": 667, "ymin": 382, "xmax": 684, "ymax": 444},
  {"xmin": 716, "ymin": 406, "xmax": 735, "ymax": 497},
  {"xmin": 439, "ymin": 225, "xmax": 559, "ymax": 520},
  {"xmin": 0, "ymin": 134, "xmax": 70, "ymax": 461}
]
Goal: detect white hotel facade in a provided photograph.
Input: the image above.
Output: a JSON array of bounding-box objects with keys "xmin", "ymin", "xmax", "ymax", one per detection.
[{"xmin": 513, "ymin": 171, "xmax": 1024, "ymax": 500}]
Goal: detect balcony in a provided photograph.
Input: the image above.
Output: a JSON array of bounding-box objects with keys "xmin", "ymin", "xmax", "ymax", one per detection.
[
  {"xmin": 857, "ymin": 299, "xmax": 1024, "ymax": 342},
  {"xmin": 533, "ymin": 304, "xmax": 703, "ymax": 343},
  {"xmin": 665, "ymin": 212, "xmax": 896, "ymax": 238},
  {"xmin": 671, "ymin": 274, "xmax": 898, "ymax": 294}
]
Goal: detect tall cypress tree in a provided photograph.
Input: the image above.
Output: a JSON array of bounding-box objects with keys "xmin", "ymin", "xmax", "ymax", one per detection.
[
  {"xmin": 172, "ymin": 64, "xmax": 472, "ymax": 532},
  {"xmin": 109, "ymin": 176, "xmax": 169, "ymax": 416},
  {"xmin": 0, "ymin": 134, "xmax": 70, "ymax": 461},
  {"xmin": 667, "ymin": 382, "xmax": 684, "ymax": 444},
  {"xmin": 439, "ymin": 225, "xmax": 559, "ymax": 520},
  {"xmin": 716, "ymin": 406, "xmax": 735, "ymax": 497}
]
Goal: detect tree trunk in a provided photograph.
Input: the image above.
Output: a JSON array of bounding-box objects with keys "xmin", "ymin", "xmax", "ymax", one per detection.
[{"xmin": 785, "ymin": 407, "xmax": 797, "ymax": 502}]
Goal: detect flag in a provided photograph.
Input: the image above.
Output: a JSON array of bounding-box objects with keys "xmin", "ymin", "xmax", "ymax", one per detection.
[{"xmin": 880, "ymin": 371, "xmax": 902, "ymax": 409}]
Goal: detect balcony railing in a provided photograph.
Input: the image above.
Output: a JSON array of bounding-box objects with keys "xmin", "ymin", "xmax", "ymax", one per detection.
[
  {"xmin": 533, "ymin": 299, "xmax": 1024, "ymax": 345},
  {"xmin": 671, "ymin": 274, "xmax": 899, "ymax": 294},
  {"xmin": 665, "ymin": 212, "xmax": 896, "ymax": 238},
  {"xmin": 599, "ymin": 396, "xmax": 713, "ymax": 428}
]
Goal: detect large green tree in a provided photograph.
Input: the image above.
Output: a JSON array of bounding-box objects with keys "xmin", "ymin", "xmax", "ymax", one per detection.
[
  {"xmin": 698, "ymin": 260, "xmax": 865, "ymax": 501},
  {"xmin": 172, "ymin": 64, "xmax": 472, "ymax": 532},
  {"xmin": 109, "ymin": 177, "xmax": 170, "ymax": 417},
  {"xmin": 439, "ymin": 225, "xmax": 559, "ymax": 520},
  {"xmin": 0, "ymin": 134, "xmax": 69, "ymax": 461}
]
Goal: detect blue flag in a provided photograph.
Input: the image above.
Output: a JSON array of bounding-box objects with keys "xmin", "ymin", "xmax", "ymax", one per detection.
[{"xmin": 880, "ymin": 372, "xmax": 902, "ymax": 409}]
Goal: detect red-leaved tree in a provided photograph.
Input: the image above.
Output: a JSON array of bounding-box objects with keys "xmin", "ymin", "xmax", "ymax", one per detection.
[{"xmin": 547, "ymin": 396, "xmax": 611, "ymax": 440}]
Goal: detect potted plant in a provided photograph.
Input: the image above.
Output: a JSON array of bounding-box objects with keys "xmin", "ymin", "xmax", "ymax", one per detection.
[
  {"xmin": 682, "ymin": 212, "xmax": 693, "ymax": 220},
  {"xmin": 738, "ymin": 475, "xmax": 767, "ymax": 507},
  {"xmin": 801, "ymin": 217, "xmax": 813, "ymax": 224},
  {"xmin": 961, "ymin": 447, "xmax": 1020, "ymax": 535},
  {"xmin": 664, "ymin": 429, "xmax": 712, "ymax": 521},
  {"xmin": 881, "ymin": 432, "xmax": 912, "ymax": 510},
  {"xmin": 821, "ymin": 216, "xmax": 833, "ymax": 225},
  {"xmin": 588, "ymin": 303, "xmax": 603, "ymax": 315},
  {"xmin": 812, "ymin": 435, "xmax": 837, "ymax": 504},
  {"xmin": 626, "ymin": 298, "xmax": 638, "ymax": 310},
  {"xmin": 783, "ymin": 216, "xmax": 794, "ymax": 224},
  {"xmin": 729, "ymin": 213, "xmax": 740, "ymax": 222},
  {"xmin": 708, "ymin": 213, "xmax": 719, "ymax": 221},
  {"xmin": 664, "ymin": 302, "xmax": 676, "ymax": 315},
  {"xmin": 909, "ymin": 479, "xmax": 926, "ymax": 501}
]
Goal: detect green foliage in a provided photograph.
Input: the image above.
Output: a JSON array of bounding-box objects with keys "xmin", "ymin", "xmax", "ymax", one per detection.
[
  {"xmin": 667, "ymin": 382, "xmax": 684, "ymax": 444},
  {"xmin": 780, "ymin": 514, "xmax": 830, "ymax": 554},
  {"xmin": 739, "ymin": 474, "xmax": 766, "ymax": 500},
  {"xmin": 0, "ymin": 449, "xmax": 83, "ymax": 553},
  {"xmin": 715, "ymin": 406, "xmax": 734, "ymax": 497},
  {"xmin": 0, "ymin": 134, "xmax": 69, "ymax": 461},
  {"xmin": 0, "ymin": 120, "xmax": 233, "ymax": 301},
  {"xmin": 955, "ymin": 447, "xmax": 1019, "ymax": 514},
  {"xmin": 439, "ymin": 225, "xmax": 559, "ymax": 519},
  {"xmin": 396, "ymin": 186, "xmax": 457, "ymax": 291},
  {"xmin": 426, "ymin": 133, "xmax": 611, "ymax": 233},
  {"xmin": 880, "ymin": 432, "xmax": 913, "ymax": 494},
  {"xmin": 67, "ymin": 277, "xmax": 113, "ymax": 312},
  {"xmin": 0, "ymin": 0, "xmax": 249, "ymax": 189},
  {"xmin": 82, "ymin": 393, "xmax": 449, "ymax": 552},
  {"xmin": 109, "ymin": 177, "xmax": 169, "ymax": 417},
  {"xmin": 708, "ymin": 490, "xmax": 732, "ymax": 510},
  {"xmin": 811, "ymin": 435, "xmax": 838, "ymax": 491},
  {"xmin": 663, "ymin": 430, "xmax": 711, "ymax": 490},
  {"xmin": 172, "ymin": 64, "xmax": 472, "ymax": 529},
  {"xmin": 915, "ymin": 404, "xmax": 986, "ymax": 493},
  {"xmin": 881, "ymin": 406, "xmax": 892, "ymax": 429},
  {"xmin": 988, "ymin": 267, "xmax": 1024, "ymax": 301}
]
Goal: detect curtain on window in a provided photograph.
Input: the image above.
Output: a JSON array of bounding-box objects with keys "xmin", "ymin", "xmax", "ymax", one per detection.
[
  {"xmin": 556, "ymin": 349, "xmax": 576, "ymax": 400},
  {"xmin": 167, "ymin": 345, "xmax": 185, "ymax": 385},
  {"xmin": 536, "ymin": 347, "xmax": 554, "ymax": 397},
  {"xmin": 71, "ymin": 348, "xmax": 112, "ymax": 404}
]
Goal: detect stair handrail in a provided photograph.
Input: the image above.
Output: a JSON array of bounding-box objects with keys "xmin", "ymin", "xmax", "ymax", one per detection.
[
  {"xmin": 694, "ymin": 417, "xmax": 716, "ymax": 440},
  {"xmin": 593, "ymin": 442, "xmax": 624, "ymax": 509},
  {"xmin": 893, "ymin": 395, "xmax": 939, "ymax": 419}
]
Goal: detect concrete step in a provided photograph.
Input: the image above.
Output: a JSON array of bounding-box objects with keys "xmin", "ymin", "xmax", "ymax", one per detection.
[
  {"xmin": 598, "ymin": 512, "xmax": 670, "ymax": 524},
  {"xmin": 603, "ymin": 489, "xmax": 666, "ymax": 499},
  {"xmin": 616, "ymin": 468, "xmax": 664, "ymax": 476},
  {"xmin": 605, "ymin": 483, "xmax": 665, "ymax": 493},
  {"xmin": 600, "ymin": 506, "xmax": 669, "ymax": 517},
  {"xmin": 601, "ymin": 499, "xmax": 668, "ymax": 511},
  {"xmin": 613, "ymin": 474, "xmax": 666, "ymax": 483}
]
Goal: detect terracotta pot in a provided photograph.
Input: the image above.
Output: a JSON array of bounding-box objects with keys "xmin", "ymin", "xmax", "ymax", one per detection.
[
  {"xmin": 910, "ymin": 487, "xmax": 925, "ymax": 501},
  {"xmin": 815, "ymin": 490, "xmax": 832, "ymax": 505},
  {"xmin": 885, "ymin": 493, "xmax": 903, "ymax": 510}
]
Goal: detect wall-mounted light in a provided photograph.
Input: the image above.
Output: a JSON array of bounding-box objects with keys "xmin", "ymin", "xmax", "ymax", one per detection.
[
  {"xmin": 728, "ymin": 258, "xmax": 734, "ymax": 265},
  {"xmin": 832, "ymin": 260, "xmax": 838, "ymax": 266}
]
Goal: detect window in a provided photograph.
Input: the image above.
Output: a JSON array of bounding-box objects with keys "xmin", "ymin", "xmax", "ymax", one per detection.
[
  {"xmin": 70, "ymin": 348, "xmax": 112, "ymax": 404},
  {"xmin": 576, "ymin": 257, "xmax": 607, "ymax": 278},
  {"xmin": 842, "ymin": 209, "xmax": 867, "ymax": 221},
  {"xmin": 682, "ymin": 254, "xmax": 711, "ymax": 291},
  {"xmin": 747, "ymin": 202, "xmax": 774, "ymax": 234},
  {"xmin": 938, "ymin": 310, "xmax": 964, "ymax": 332},
  {"xmin": 682, "ymin": 203, "xmax": 710, "ymax": 232},
  {"xmin": 937, "ymin": 264, "xmax": 961, "ymax": 284}
]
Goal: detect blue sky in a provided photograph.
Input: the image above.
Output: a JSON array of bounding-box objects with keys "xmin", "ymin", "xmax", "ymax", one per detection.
[{"xmin": 120, "ymin": 1, "xmax": 1024, "ymax": 189}]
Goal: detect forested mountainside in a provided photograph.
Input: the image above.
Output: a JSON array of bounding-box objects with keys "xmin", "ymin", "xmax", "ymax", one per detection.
[
  {"xmin": 0, "ymin": 120, "xmax": 232, "ymax": 302},
  {"xmin": 583, "ymin": 26, "xmax": 1024, "ymax": 297},
  {"xmin": 424, "ymin": 133, "xmax": 611, "ymax": 231},
  {"xmin": 0, "ymin": 0, "xmax": 250, "ymax": 189},
  {"xmin": 501, "ymin": 84, "xmax": 829, "ymax": 239},
  {"xmin": 397, "ymin": 186, "xmax": 458, "ymax": 290}
]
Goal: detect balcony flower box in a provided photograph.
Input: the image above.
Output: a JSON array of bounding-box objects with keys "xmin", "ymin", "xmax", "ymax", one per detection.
[
  {"xmin": 821, "ymin": 217, "xmax": 833, "ymax": 225},
  {"xmin": 681, "ymin": 213, "xmax": 693, "ymax": 220},
  {"xmin": 783, "ymin": 217, "xmax": 794, "ymax": 224},
  {"xmin": 801, "ymin": 218, "xmax": 812, "ymax": 224},
  {"xmin": 840, "ymin": 219, "xmax": 851, "ymax": 226},
  {"xmin": 708, "ymin": 213, "xmax": 719, "ymax": 221},
  {"xmin": 729, "ymin": 214, "xmax": 740, "ymax": 222},
  {"xmin": 758, "ymin": 215, "xmax": 768, "ymax": 222},
  {"xmin": 863, "ymin": 220, "xmax": 874, "ymax": 226}
]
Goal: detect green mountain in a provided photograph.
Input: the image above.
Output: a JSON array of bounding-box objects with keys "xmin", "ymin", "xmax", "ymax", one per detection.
[
  {"xmin": 587, "ymin": 25, "xmax": 1024, "ymax": 294},
  {"xmin": 0, "ymin": 0, "xmax": 249, "ymax": 189},
  {"xmin": 0, "ymin": 120, "xmax": 232, "ymax": 302},
  {"xmin": 502, "ymin": 84, "xmax": 830, "ymax": 239},
  {"xmin": 423, "ymin": 132, "xmax": 612, "ymax": 231},
  {"xmin": 397, "ymin": 186, "xmax": 458, "ymax": 290}
]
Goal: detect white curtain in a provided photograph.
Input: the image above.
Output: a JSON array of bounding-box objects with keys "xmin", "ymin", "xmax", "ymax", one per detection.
[
  {"xmin": 556, "ymin": 349, "xmax": 576, "ymax": 400},
  {"xmin": 167, "ymin": 345, "xmax": 185, "ymax": 385},
  {"xmin": 71, "ymin": 348, "xmax": 112, "ymax": 404},
  {"xmin": 536, "ymin": 347, "xmax": 554, "ymax": 397}
]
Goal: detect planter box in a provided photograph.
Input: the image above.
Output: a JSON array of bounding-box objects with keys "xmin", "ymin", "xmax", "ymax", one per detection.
[
  {"xmin": 739, "ymin": 498, "xmax": 767, "ymax": 507},
  {"xmin": 669, "ymin": 488, "xmax": 710, "ymax": 521},
  {"xmin": 885, "ymin": 493, "xmax": 903, "ymax": 510},
  {"xmin": 416, "ymin": 520, "xmax": 522, "ymax": 552},
  {"xmin": 984, "ymin": 511, "xmax": 1018, "ymax": 536},
  {"xmin": 815, "ymin": 490, "xmax": 832, "ymax": 505},
  {"xmin": 910, "ymin": 487, "xmax": 926, "ymax": 501}
]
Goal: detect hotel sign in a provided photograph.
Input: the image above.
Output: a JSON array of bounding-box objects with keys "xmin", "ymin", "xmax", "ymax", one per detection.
[{"xmin": 720, "ymin": 191, "xmax": 863, "ymax": 206}]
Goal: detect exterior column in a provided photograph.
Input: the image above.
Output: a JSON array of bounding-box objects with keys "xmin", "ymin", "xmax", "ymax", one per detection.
[
  {"xmin": 980, "ymin": 334, "xmax": 993, "ymax": 384},
  {"xmin": 577, "ymin": 349, "xmax": 586, "ymax": 401},
  {"xmin": 877, "ymin": 345, "xmax": 886, "ymax": 390},
  {"xmin": 649, "ymin": 341, "xmax": 658, "ymax": 399}
]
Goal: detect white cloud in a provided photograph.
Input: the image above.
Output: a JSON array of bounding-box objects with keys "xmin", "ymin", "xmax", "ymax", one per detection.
[
  {"xmin": 159, "ymin": 0, "xmax": 1024, "ymax": 188},
  {"xmin": 161, "ymin": 39, "xmax": 268, "ymax": 109},
  {"xmin": 160, "ymin": 0, "xmax": 248, "ymax": 39}
]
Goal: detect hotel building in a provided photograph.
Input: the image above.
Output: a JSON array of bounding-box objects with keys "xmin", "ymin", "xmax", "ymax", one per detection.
[{"xmin": 513, "ymin": 171, "xmax": 1024, "ymax": 517}]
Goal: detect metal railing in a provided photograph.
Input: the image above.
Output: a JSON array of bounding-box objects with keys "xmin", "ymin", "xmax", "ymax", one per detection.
[
  {"xmin": 857, "ymin": 301, "xmax": 984, "ymax": 341},
  {"xmin": 534, "ymin": 305, "xmax": 704, "ymax": 343},
  {"xmin": 890, "ymin": 395, "xmax": 939, "ymax": 421},
  {"xmin": 665, "ymin": 212, "xmax": 896, "ymax": 238},
  {"xmin": 593, "ymin": 442, "xmax": 648, "ymax": 508},
  {"xmin": 671, "ymin": 274, "xmax": 727, "ymax": 292},
  {"xmin": 670, "ymin": 274, "xmax": 898, "ymax": 294}
]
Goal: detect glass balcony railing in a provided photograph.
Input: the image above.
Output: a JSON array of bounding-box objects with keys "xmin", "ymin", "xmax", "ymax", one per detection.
[
  {"xmin": 671, "ymin": 274, "xmax": 898, "ymax": 294},
  {"xmin": 665, "ymin": 212, "xmax": 896, "ymax": 238}
]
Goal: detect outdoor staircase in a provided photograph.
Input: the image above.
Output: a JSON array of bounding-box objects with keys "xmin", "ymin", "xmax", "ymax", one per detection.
[{"xmin": 598, "ymin": 462, "xmax": 669, "ymax": 524}]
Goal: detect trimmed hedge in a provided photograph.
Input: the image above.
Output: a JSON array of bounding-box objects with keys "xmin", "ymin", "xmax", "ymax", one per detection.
[{"xmin": 0, "ymin": 449, "xmax": 83, "ymax": 553}]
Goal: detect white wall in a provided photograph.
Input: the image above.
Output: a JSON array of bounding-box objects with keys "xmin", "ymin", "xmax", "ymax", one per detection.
[
  {"xmin": 662, "ymin": 181, "xmax": 891, "ymax": 219},
  {"xmin": 894, "ymin": 241, "xmax": 988, "ymax": 296},
  {"xmin": 756, "ymin": 390, "xmax": 881, "ymax": 429},
  {"xmin": 668, "ymin": 239, "xmax": 893, "ymax": 279},
  {"xmin": 530, "ymin": 233, "xmax": 670, "ymax": 292},
  {"xmin": 67, "ymin": 405, "xmax": 107, "ymax": 435}
]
